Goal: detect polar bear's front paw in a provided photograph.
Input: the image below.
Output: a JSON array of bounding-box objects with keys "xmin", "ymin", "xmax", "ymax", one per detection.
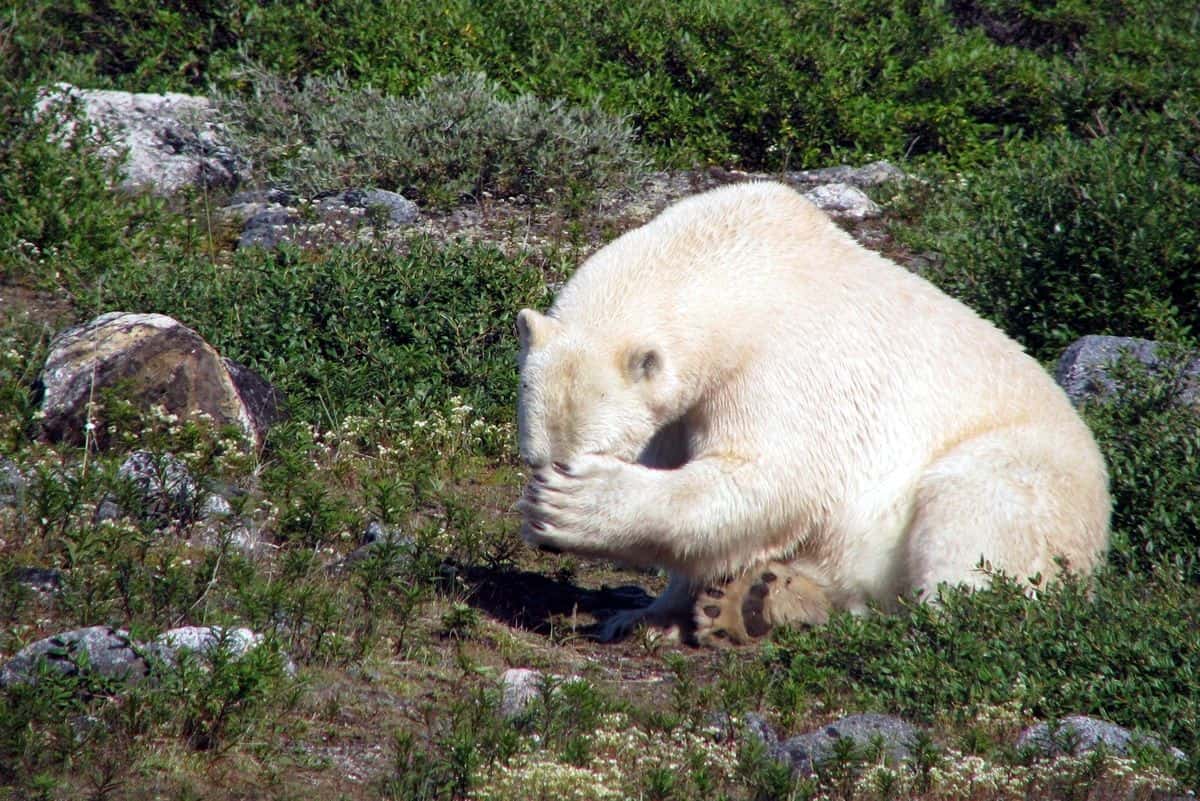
[{"xmin": 517, "ymin": 455, "xmax": 640, "ymax": 557}]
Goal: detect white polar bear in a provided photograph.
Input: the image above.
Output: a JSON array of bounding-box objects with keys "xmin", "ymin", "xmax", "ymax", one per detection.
[{"xmin": 515, "ymin": 181, "xmax": 1109, "ymax": 645}]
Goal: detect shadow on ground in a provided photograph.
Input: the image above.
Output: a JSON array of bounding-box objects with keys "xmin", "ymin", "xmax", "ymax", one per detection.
[{"xmin": 463, "ymin": 566, "xmax": 654, "ymax": 636}]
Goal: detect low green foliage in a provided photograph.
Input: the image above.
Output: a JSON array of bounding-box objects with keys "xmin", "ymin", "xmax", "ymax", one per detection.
[
  {"xmin": 91, "ymin": 239, "xmax": 544, "ymax": 424},
  {"xmin": 217, "ymin": 68, "xmax": 644, "ymax": 208},
  {"xmin": 1082, "ymin": 354, "xmax": 1200, "ymax": 581},
  {"xmin": 898, "ymin": 107, "xmax": 1200, "ymax": 360}
]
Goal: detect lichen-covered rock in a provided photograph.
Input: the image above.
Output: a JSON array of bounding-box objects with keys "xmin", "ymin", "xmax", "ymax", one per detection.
[
  {"xmin": 802, "ymin": 182, "xmax": 882, "ymax": 220},
  {"xmin": 788, "ymin": 160, "xmax": 908, "ymax": 188},
  {"xmin": 38, "ymin": 312, "xmax": 280, "ymax": 449},
  {"xmin": 500, "ymin": 668, "xmax": 547, "ymax": 720},
  {"xmin": 118, "ymin": 450, "xmax": 199, "ymax": 522},
  {"xmin": 1017, "ymin": 715, "xmax": 1186, "ymax": 761},
  {"xmin": 1055, "ymin": 335, "xmax": 1200, "ymax": 406},
  {"xmin": 0, "ymin": 626, "xmax": 150, "ymax": 688},
  {"xmin": 774, "ymin": 713, "xmax": 922, "ymax": 776},
  {"xmin": 0, "ymin": 457, "xmax": 24, "ymax": 507},
  {"xmin": 227, "ymin": 187, "xmax": 419, "ymax": 251},
  {"xmin": 35, "ymin": 83, "xmax": 248, "ymax": 195},
  {"xmin": 152, "ymin": 626, "xmax": 263, "ymax": 666}
]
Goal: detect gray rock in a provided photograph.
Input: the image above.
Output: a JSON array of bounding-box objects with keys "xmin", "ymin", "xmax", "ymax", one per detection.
[
  {"xmin": 788, "ymin": 161, "xmax": 908, "ymax": 188},
  {"xmin": 333, "ymin": 189, "xmax": 419, "ymax": 225},
  {"xmin": 8, "ymin": 566, "xmax": 64, "ymax": 594},
  {"xmin": 775, "ymin": 713, "xmax": 921, "ymax": 776},
  {"xmin": 222, "ymin": 358, "xmax": 286, "ymax": 437},
  {"xmin": 237, "ymin": 205, "xmax": 304, "ymax": 249},
  {"xmin": 0, "ymin": 457, "xmax": 25, "ymax": 506},
  {"xmin": 232, "ymin": 188, "xmax": 418, "ymax": 251},
  {"xmin": 39, "ymin": 312, "xmax": 278, "ymax": 449},
  {"xmin": 802, "ymin": 183, "xmax": 882, "ymax": 221},
  {"xmin": 500, "ymin": 668, "xmax": 547, "ymax": 720},
  {"xmin": 1017, "ymin": 716, "xmax": 1187, "ymax": 761},
  {"xmin": 152, "ymin": 625, "xmax": 262, "ymax": 666},
  {"xmin": 0, "ymin": 626, "xmax": 151, "ymax": 688},
  {"xmin": 743, "ymin": 712, "xmax": 779, "ymax": 750},
  {"xmin": 34, "ymin": 83, "xmax": 247, "ymax": 195},
  {"xmin": 93, "ymin": 497, "xmax": 122, "ymax": 524},
  {"xmin": 199, "ymin": 493, "xmax": 233, "ymax": 520},
  {"xmin": 118, "ymin": 450, "xmax": 198, "ymax": 522},
  {"xmin": 1055, "ymin": 336, "xmax": 1200, "ymax": 406},
  {"xmin": 337, "ymin": 521, "xmax": 415, "ymax": 571}
]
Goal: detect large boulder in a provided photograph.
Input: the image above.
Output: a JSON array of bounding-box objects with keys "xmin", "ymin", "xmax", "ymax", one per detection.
[
  {"xmin": 1017, "ymin": 715, "xmax": 1186, "ymax": 762},
  {"xmin": 1055, "ymin": 335, "xmax": 1200, "ymax": 406},
  {"xmin": 38, "ymin": 312, "xmax": 282, "ymax": 449},
  {"xmin": 773, "ymin": 713, "xmax": 922, "ymax": 775},
  {"xmin": 35, "ymin": 83, "xmax": 247, "ymax": 195},
  {"xmin": 0, "ymin": 626, "xmax": 151, "ymax": 688}
]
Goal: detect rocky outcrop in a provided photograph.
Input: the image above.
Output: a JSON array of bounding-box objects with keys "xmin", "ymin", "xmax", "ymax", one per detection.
[
  {"xmin": 222, "ymin": 187, "xmax": 420, "ymax": 250},
  {"xmin": 1, "ymin": 625, "xmax": 281, "ymax": 688},
  {"xmin": 35, "ymin": 83, "xmax": 248, "ymax": 195},
  {"xmin": 38, "ymin": 312, "xmax": 282, "ymax": 449},
  {"xmin": 0, "ymin": 626, "xmax": 151, "ymax": 688},
  {"xmin": 1017, "ymin": 715, "xmax": 1187, "ymax": 762},
  {"xmin": 1056, "ymin": 335, "xmax": 1200, "ymax": 406}
]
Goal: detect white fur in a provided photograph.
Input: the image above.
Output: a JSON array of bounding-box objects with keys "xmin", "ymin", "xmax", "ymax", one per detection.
[{"xmin": 516, "ymin": 181, "xmax": 1109, "ymax": 617}]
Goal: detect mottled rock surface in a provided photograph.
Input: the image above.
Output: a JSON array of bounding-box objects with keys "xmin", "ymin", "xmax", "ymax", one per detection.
[
  {"xmin": 1055, "ymin": 335, "xmax": 1200, "ymax": 406},
  {"xmin": 0, "ymin": 626, "xmax": 150, "ymax": 688},
  {"xmin": 774, "ymin": 713, "xmax": 921, "ymax": 775},
  {"xmin": 38, "ymin": 312, "xmax": 280, "ymax": 448},
  {"xmin": 1018, "ymin": 715, "xmax": 1187, "ymax": 761},
  {"xmin": 35, "ymin": 83, "xmax": 247, "ymax": 195}
]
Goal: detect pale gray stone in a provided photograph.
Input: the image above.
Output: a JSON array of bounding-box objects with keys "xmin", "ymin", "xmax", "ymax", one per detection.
[
  {"xmin": 1055, "ymin": 335, "xmax": 1200, "ymax": 406},
  {"xmin": 500, "ymin": 668, "xmax": 546, "ymax": 720},
  {"xmin": 1017, "ymin": 715, "xmax": 1186, "ymax": 761},
  {"xmin": 35, "ymin": 83, "xmax": 247, "ymax": 195},
  {"xmin": 789, "ymin": 160, "xmax": 907, "ymax": 188},
  {"xmin": 802, "ymin": 183, "xmax": 882, "ymax": 220},
  {"xmin": 775, "ymin": 713, "xmax": 921, "ymax": 776}
]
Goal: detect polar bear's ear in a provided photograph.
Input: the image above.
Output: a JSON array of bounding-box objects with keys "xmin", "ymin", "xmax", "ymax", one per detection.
[
  {"xmin": 516, "ymin": 309, "xmax": 556, "ymax": 350},
  {"xmin": 626, "ymin": 347, "xmax": 662, "ymax": 382}
]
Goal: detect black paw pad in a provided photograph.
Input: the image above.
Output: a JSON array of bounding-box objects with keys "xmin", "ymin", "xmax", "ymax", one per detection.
[
  {"xmin": 742, "ymin": 595, "xmax": 770, "ymax": 638},
  {"xmin": 702, "ymin": 605, "xmax": 721, "ymax": 619},
  {"xmin": 704, "ymin": 587, "xmax": 725, "ymax": 599}
]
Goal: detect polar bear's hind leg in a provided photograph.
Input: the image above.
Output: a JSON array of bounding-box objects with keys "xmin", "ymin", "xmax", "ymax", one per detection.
[{"xmin": 903, "ymin": 424, "xmax": 1109, "ymax": 602}]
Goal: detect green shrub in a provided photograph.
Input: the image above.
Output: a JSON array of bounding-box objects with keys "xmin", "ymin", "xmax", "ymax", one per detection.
[
  {"xmin": 0, "ymin": 83, "xmax": 174, "ymax": 290},
  {"xmin": 765, "ymin": 571, "xmax": 1200, "ymax": 782},
  {"xmin": 899, "ymin": 107, "xmax": 1200, "ymax": 360},
  {"xmin": 216, "ymin": 68, "xmax": 644, "ymax": 208},
  {"xmin": 1081, "ymin": 354, "xmax": 1200, "ymax": 582},
  {"xmin": 94, "ymin": 238, "xmax": 545, "ymax": 424}
]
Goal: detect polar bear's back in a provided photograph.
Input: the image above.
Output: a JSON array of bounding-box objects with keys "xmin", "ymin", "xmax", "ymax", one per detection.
[{"xmin": 552, "ymin": 180, "xmax": 1090, "ymax": 462}]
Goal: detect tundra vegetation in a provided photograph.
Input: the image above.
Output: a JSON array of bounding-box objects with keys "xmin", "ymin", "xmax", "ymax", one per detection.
[{"xmin": 1, "ymin": 1, "xmax": 1198, "ymax": 799}]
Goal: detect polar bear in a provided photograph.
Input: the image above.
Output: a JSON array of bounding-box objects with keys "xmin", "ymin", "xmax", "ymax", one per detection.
[{"xmin": 515, "ymin": 181, "xmax": 1109, "ymax": 645}]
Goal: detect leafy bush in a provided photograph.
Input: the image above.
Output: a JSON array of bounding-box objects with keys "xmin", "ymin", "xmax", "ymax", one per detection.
[
  {"xmin": 93, "ymin": 238, "xmax": 545, "ymax": 424},
  {"xmin": 0, "ymin": 83, "xmax": 174, "ymax": 289},
  {"xmin": 217, "ymin": 69, "xmax": 644, "ymax": 208},
  {"xmin": 765, "ymin": 571, "xmax": 1200, "ymax": 782},
  {"xmin": 900, "ymin": 107, "xmax": 1200, "ymax": 360},
  {"xmin": 1081, "ymin": 354, "xmax": 1200, "ymax": 582},
  {"xmin": 13, "ymin": 1, "xmax": 1199, "ymax": 172}
]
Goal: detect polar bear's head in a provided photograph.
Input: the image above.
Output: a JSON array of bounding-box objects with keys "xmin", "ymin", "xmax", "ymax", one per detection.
[{"xmin": 516, "ymin": 308, "xmax": 681, "ymax": 468}]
